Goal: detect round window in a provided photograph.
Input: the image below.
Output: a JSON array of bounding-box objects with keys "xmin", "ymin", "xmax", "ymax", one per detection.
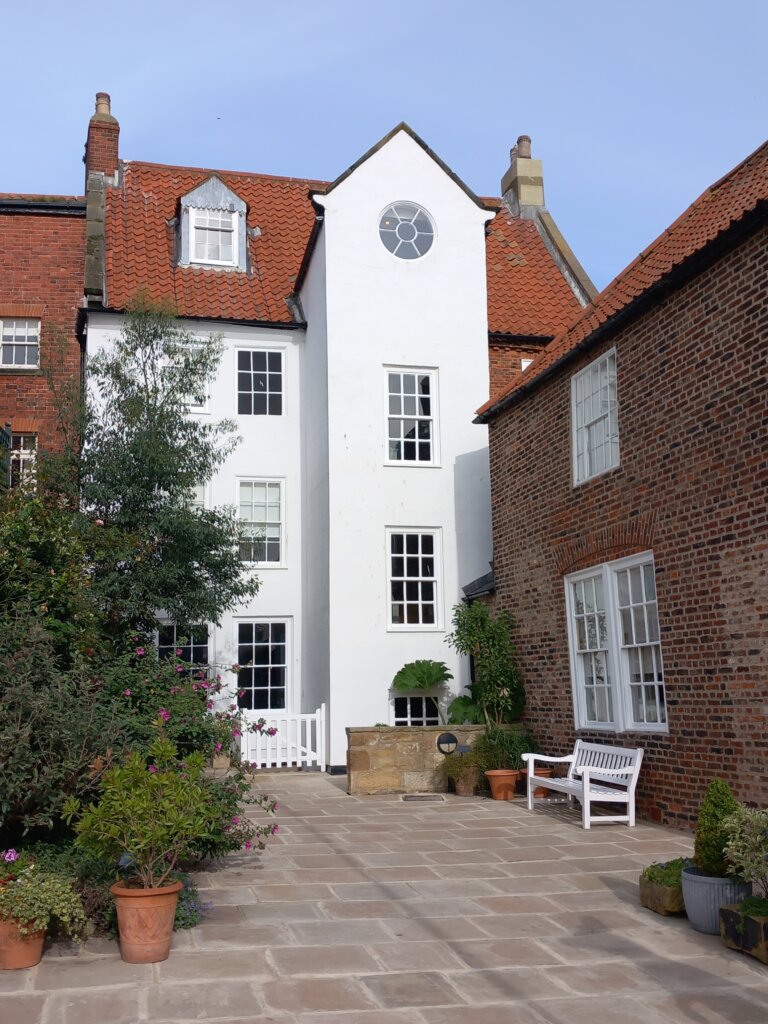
[{"xmin": 379, "ymin": 203, "xmax": 434, "ymax": 260}]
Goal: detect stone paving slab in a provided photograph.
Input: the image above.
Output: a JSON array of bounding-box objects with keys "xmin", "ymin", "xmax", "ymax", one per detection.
[{"xmin": 12, "ymin": 772, "xmax": 768, "ymax": 1023}]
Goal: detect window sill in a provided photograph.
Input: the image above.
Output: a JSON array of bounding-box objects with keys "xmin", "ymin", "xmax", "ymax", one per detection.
[
  {"xmin": 572, "ymin": 463, "xmax": 622, "ymax": 488},
  {"xmin": 384, "ymin": 461, "xmax": 442, "ymax": 469},
  {"xmin": 386, "ymin": 625, "xmax": 444, "ymax": 634},
  {"xmin": 0, "ymin": 367, "xmax": 42, "ymax": 375}
]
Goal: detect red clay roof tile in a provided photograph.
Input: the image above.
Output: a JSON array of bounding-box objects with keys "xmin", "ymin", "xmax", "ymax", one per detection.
[
  {"xmin": 104, "ymin": 160, "xmax": 583, "ymax": 336},
  {"xmin": 478, "ymin": 139, "xmax": 768, "ymax": 419}
]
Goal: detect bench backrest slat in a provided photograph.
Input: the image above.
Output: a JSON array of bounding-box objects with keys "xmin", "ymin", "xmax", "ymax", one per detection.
[{"xmin": 567, "ymin": 740, "xmax": 642, "ymax": 789}]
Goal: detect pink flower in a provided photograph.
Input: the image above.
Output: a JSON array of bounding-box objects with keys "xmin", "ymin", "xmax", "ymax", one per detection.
[
  {"xmin": 147, "ymin": 765, "xmax": 158, "ymax": 774},
  {"xmin": 95, "ymin": 518, "xmax": 104, "ymax": 526},
  {"xmin": 233, "ymin": 729, "xmax": 242, "ymax": 738},
  {"xmin": 272, "ymin": 825, "xmax": 279, "ymax": 834},
  {"xmin": 123, "ymin": 688, "xmax": 132, "ymax": 697},
  {"xmin": 214, "ymin": 742, "xmax": 222, "ymax": 753},
  {"xmin": 135, "ymin": 647, "xmax": 146, "ymax": 657},
  {"xmin": 175, "ymin": 665, "xmax": 184, "ymax": 673},
  {"xmin": 175, "ymin": 648, "xmax": 183, "ymax": 656},
  {"xmin": 273, "ymin": 802, "xmax": 279, "ymax": 812},
  {"xmin": 244, "ymin": 841, "xmax": 252, "ymax": 851},
  {"xmin": 158, "ymin": 708, "xmax": 171, "ymax": 722},
  {"xmin": 3, "ymin": 849, "xmax": 19, "ymax": 862},
  {"xmin": 231, "ymin": 816, "xmax": 240, "ymax": 825},
  {"xmin": 207, "ymin": 700, "xmax": 214, "ymax": 710}
]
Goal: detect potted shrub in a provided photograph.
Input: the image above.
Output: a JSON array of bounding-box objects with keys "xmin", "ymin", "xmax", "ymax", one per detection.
[
  {"xmin": 64, "ymin": 736, "xmax": 220, "ymax": 963},
  {"xmin": 473, "ymin": 727, "xmax": 535, "ymax": 800},
  {"xmin": 445, "ymin": 603, "xmax": 525, "ymax": 726},
  {"xmin": 719, "ymin": 805, "xmax": 768, "ymax": 963},
  {"xmin": 438, "ymin": 750, "xmax": 482, "ymax": 796},
  {"xmin": 681, "ymin": 779, "xmax": 751, "ymax": 934},
  {"xmin": 639, "ymin": 857, "xmax": 690, "ymax": 916},
  {"xmin": 0, "ymin": 852, "xmax": 85, "ymax": 970}
]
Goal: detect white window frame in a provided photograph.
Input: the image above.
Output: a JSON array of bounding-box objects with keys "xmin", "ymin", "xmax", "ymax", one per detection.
[
  {"xmin": 571, "ymin": 348, "xmax": 620, "ymax": 485},
  {"xmin": 384, "ymin": 366, "xmax": 439, "ymax": 467},
  {"xmin": 236, "ymin": 347, "xmax": 284, "ymax": 417},
  {"xmin": 189, "ymin": 208, "xmax": 238, "ymax": 267},
  {"xmin": 1, "ymin": 318, "xmax": 40, "ymax": 369},
  {"xmin": 391, "ymin": 693, "xmax": 441, "ymax": 727},
  {"xmin": 564, "ymin": 551, "xmax": 667, "ymax": 735},
  {"xmin": 9, "ymin": 432, "xmax": 37, "ymax": 489},
  {"xmin": 156, "ymin": 621, "xmax": 210, "ymax": 668},
  {"xmin": 235, "ymin": 617, "xmax": 290, "ymax": 713},
  {"xmin": 188, "ymin": 482, "xmax": 208, "ymax": 511},
  {"xmin": 386, "ymin": 527, "xmax": 443, "ymax": 631},
  {"xmin": 237, "ymin": 478, "xmax": 285, "ymax": 568}
]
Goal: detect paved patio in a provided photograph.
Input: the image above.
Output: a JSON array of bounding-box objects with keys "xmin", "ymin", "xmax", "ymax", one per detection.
[{"xmin": 4, "ymin": 773, "xmax": 768, "ymax": 1024}]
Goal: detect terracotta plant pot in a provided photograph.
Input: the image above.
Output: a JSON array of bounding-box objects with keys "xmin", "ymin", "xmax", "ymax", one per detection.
[
  {"xmin": 519, "ymin": 767, "xmax": 554, "ymax": 798},
  {"xmin": 485, "ymin": 769, "xmax": 520, "ymax": 800},
  {"xmin": 0, "ymin": 919, "xmax": 45, "ymax": 970},
  {"xmin": 110, "ymin": 880, "xmax": 182, "ymax": 963}
]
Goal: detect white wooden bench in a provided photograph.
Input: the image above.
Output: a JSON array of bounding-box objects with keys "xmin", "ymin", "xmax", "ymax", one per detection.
[{"xmin": 521, "ymin": 740, "xmax": 644, "ymax": 829}]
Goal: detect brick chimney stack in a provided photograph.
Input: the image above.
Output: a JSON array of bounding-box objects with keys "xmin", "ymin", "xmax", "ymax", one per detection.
[
  {"xmin": 84, "ymin": 92, "xmax": 119, "ymax": 185},
  {"xmin": 501, "ymin": 134, "xmax": 545, "ymax": 215}
]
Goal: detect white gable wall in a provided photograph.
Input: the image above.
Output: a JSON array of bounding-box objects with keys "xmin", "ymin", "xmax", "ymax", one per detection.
[{"xmin": 310, "ymin": 130, "xmax": 493, "ymax": 764}]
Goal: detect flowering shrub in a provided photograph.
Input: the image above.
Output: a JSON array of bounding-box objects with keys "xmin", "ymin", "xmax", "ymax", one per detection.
[{"xmin": 189, "ymin": 760, "xmax": 278, "ymax": 862}]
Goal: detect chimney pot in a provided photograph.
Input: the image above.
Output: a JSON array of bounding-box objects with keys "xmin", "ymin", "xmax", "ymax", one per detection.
[
  {"xmin": 84, "ymin": 91, "xmax": 120, "ymax": 186},
  {"xmin": 95, "ymin": 92, "xmax": 112, "ymax": 116},
  {"xmin": 516, "ymin": 135, "xmax": 532, "ymax": 159}
]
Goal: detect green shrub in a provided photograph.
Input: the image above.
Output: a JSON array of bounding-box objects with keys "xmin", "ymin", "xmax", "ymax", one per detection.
[
  {"xmin": 724, "ymin": 805, "xmax": 768, "ymax": 896},
  {"xmin": 0, "ymin": 863, "xmax": 86, "ymax": 938},
  {"xmin": 694, "ymin": 779, "xmax": 741, "ymax": 877},
  {"xmin": 740, "ymin": 896, "xmax": 768, "ymax": 918},
  {"xmin": 471, "ymin": 728, "xmax": 535, "ymax": 773},
  {"xmin": 64, "ymin": 737, "xmax": 219, "ymax": 889},
  {"xmin": 641, "ymin": 857, "xmax": 691, "ymax": 888},
  {"xmin": 188, "ymin": 764, "xmax": 278, "ymax": 862},
  {"xmin": 445, "ymin": 603, "xmax": 524, "ymax": 725},
  {"xmin": 391, "ymin": 660, "xmax": 452, "ymax": 724}
]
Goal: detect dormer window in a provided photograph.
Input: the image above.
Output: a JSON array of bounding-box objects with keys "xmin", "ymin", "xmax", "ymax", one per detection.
[
  {"xmin": 191, "ymin": 208, "xmax": 236, "ymax": 266},
  {"xmin": 179, "ymin": 176, "xmax": 248, "ymax": 272}
]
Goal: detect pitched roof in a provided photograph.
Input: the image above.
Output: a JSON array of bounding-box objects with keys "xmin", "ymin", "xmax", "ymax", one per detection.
[
  {"xmin": 103, "ymin": 160, "xmax": 583, "ymax": 334},
  {"xmin": 477, "ymin": 139, "xmax": 768, "ymax": 421}
]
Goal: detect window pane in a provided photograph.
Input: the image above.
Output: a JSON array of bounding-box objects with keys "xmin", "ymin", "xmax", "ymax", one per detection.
[{"xmin": 389, "ymin": 531, "xmax": 438, "ymax": 626}]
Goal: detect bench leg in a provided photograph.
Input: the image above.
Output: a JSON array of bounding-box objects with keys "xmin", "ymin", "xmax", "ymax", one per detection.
[
  {"xmin": 526, "ymin": 771, "xmax": 534, "ymax": 811},
  {"xmin": 582, "ymin": 791, "xmax": 591, "ymax": 829},
  {"xmin": 628, "ymin": 799, "xmax": 636, "ymax": 827}
]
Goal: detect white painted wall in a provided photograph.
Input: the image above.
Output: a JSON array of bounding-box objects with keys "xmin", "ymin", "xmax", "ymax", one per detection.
[{"xmin": 305, "ymin": 129, "xmax": 493, "ymax": 764}]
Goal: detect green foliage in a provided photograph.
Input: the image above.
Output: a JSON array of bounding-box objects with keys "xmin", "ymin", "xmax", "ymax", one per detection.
[
  {"xmin": 724, "ymin": 806, "xmax": 768, "ymax": 897},
  {"xmin": 0, "ymin": 615, "xmax": 134, "ymax": 836},
  {"xmin": 471, "ymin": 728, "xmax": 535, "ymax": 773},
  {"xmin": 740, "ymin": 896, "xmax": 768, "ymax": 918},
  {"xmin": 391, "ymin": 660, "xmax": 452, "ymax": 724},
  {"xmin": 188, "ymin": 765, "xmax": 278, "ymax": 862},
  {"xmin": 0, "ymin": 864, "xmax": 86, "ymax": 938},
  {"xmin": 437, "ymin": 751, "xmax": 482, "ymax": 786},
  {"xmin": 64, "ymin": 737, "xmax": 219, "ymax": 889},
  {"xmin": 447, "ymin": 691, "xmax": 484, "ymax": 725},
  {"xmin": 693, "ymin": 779, "xmax": 741, "ymax": 877},
  {"xmin": 641, "ymin": 857, "xmax": 691, "ymax": 888},
  {"xmin": 79, "ymin": 301, "xmax": 259, "ymax": 635},
  {"xmin": 445, "ymin": 603, "xmax": 524, "ymax": 726},
  {"xmin": 174, "ymin": 872, "xmax": 209, "ymax": 930}
]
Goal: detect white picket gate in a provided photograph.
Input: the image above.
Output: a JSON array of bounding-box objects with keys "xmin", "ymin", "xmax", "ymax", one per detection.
[{"xmin": 244, "ymin": 704, "xmax": 326, "ymax": 771}]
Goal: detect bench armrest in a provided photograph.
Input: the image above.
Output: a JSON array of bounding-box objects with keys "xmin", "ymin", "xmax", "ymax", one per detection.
[
  {"xmin": 575, "ymin": 765, "xmax": 635, "ymax": 777},
  {"xmin": 522, "ymin": 753, "xmax": 576, "ymax": 766}
]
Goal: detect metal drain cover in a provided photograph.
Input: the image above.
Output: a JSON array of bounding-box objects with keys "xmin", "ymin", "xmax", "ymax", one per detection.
[{"xmin": 401, "ymin": 794, "xmax": 445, "ymax": 802}]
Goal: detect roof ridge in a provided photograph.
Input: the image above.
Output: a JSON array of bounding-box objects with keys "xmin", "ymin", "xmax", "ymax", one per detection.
[{"xmin": 122, "ymin": 159, "xmax": 328, "ymax": 188}]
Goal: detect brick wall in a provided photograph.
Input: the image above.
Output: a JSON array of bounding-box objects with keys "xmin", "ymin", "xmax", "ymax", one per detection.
[
  {"xmin": 488, "ymin": 340, "xmax": 544, "ymax": 401},
  {"xmin": 488, "ymin": 222, "xmax": 768, "ymax": 828},
  {"xmin": 0, "ymin": 210, "xmax": 85, "ymax": 455}
]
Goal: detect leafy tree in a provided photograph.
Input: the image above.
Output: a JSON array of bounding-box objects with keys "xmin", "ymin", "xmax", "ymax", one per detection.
[{"xmin": 79, "ymin": 301, "xmax": 259, "ymax": 634}]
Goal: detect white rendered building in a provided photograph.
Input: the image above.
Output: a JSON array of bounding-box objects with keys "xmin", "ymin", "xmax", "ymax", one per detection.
[{"xmin": 83, "ymin": 96, "xmax": 591, "ymax": 768}]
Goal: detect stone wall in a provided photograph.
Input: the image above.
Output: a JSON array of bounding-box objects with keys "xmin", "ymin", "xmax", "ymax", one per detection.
[{"xmin": 346, "ymin": 726, "xmax": 488, "ymax": 795}]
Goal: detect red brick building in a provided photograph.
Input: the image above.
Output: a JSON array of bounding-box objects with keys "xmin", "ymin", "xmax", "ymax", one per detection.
[
  {"xmin": 0, "ymin": 196, "xmax": 85, "ymax": 485},
  {"xmin": 477, "ymin": 142, "xmax": 768, "ymax": 827}
]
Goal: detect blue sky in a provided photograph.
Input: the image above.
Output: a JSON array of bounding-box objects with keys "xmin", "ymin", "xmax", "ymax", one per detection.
[{"xmin": 2, "ymin": 0, "xmax": 765, "ymax": 290}]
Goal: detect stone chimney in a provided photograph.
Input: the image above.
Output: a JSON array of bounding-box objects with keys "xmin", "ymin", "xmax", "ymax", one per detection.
[
  {"xmin": 501, "ymin": 135, "xmax": 545, "ymax": 216},
  {"xmin": 84, "ymin": 92, "xmax": 119, "ymax": 185}
]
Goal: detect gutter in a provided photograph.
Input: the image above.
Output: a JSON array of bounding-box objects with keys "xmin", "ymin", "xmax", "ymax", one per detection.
[{"xmin": 0, "ymin": 198, "xmax": 86, "ymax": 216}]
